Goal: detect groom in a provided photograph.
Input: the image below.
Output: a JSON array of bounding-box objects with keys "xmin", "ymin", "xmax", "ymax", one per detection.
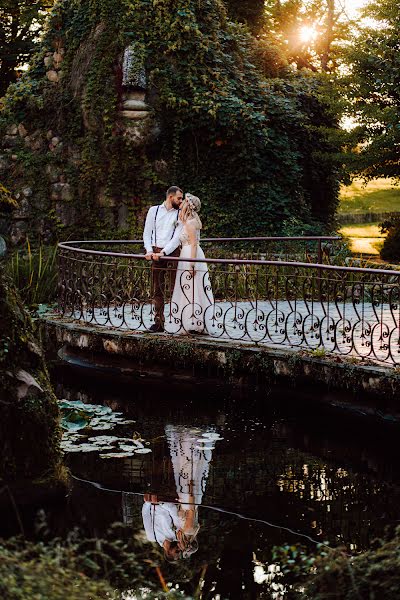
[{"xmin": 143, "ymin": 186, "xmax": 183, "ymax": 332}]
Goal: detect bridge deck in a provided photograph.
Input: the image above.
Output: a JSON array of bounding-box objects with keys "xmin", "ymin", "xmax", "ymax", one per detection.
[{"xmin": 70, "ymin": 299, "xmax": 399, "ymax": 365}]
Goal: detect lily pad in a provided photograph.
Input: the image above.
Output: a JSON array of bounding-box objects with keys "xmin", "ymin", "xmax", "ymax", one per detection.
[
  {"xmin": 61, "ymin": 443, "xmax": 98, "ymax": 453},
  {"xmin": 58, "ymin": 398, "xmax": 150, "ymax": 456},
  {"xmin": 99, "ymin": 452, "xmax": 136, "ymax": 459},
  {"xmin": 88, "ymin": 435, "xmax": 119, "ymax": 445},
  {"xmin": 61, "ymin": 416, "xmax": 90, "ymax": 431},
  {"xmin": 91, "ymin": 423, "xmax": 115, "ymax": 431},
  {"xmin": 119, "ymin": 444, "xmax": 138, "ymax": 452}
]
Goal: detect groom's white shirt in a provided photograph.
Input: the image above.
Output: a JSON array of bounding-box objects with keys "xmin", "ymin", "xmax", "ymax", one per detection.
[
  {"xmin": 143, "ymin": 202, "xmax": 183, "ymax": 255},
  {"xmin": 142, "ymin": 501, "xmax": 183, "ymax": 546}
]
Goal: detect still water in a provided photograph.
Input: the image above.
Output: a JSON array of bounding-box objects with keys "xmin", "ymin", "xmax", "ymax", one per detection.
[{"xmin": 30, "ymin": 370, "xmax": 400, "ymax": 596}]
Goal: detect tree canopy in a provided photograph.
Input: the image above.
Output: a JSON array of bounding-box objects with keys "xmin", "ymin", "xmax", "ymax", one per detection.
[
  {"xmin": 262, "ymin": 0, "xmax": 352, "ymax": 73},
  {"xmin": 344, "ymin": 0, "xmax": 400, "ymax": 180},
  {"xmin": 0, "ymin": 1, "xmax": 53, "ymax": 97}
]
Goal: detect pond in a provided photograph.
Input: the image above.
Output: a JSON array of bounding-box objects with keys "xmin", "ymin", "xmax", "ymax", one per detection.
[{"xmin": 8, "ymin": 368, "xmax": 400, "ymax": 598}]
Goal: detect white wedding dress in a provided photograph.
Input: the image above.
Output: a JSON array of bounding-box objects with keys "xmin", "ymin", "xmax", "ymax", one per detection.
[
  {"xmin": 165, "ymin": 424, "xmax": 221, "ymax": 542},
  {"xmin": 165, "ymin": 222, "xmax": 214, "ymax": 334}
]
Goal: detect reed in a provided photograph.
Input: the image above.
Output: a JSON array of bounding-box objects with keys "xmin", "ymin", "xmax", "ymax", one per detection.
[{"xmin": 7, "ymin": 239, "xmax": 58, "ymax": 308}]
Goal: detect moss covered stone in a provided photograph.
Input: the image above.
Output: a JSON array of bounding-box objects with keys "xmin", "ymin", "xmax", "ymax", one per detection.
[{"xmin": 0, "ymin": 265, "xmax": 63, "ymax": 482}]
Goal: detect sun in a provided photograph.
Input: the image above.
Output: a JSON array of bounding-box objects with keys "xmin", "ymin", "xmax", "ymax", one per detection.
[{"xmin": 299, "ymin": 25, "xmax": 317, "ymax": 43}]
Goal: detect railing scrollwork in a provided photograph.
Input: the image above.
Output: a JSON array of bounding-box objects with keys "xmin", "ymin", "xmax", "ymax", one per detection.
[{"xmin": 57, "ymin": 237, "xmax": 400, "ymax": 366}]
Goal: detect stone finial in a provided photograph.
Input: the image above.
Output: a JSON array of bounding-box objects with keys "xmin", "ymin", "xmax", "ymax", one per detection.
[
  {"xmin": 121, "ymin": 110, "xmax": 149, "ymax": 120},
  {"xmin": 122, "ymin": 43, "xmax": 146, "ymax": 89}
]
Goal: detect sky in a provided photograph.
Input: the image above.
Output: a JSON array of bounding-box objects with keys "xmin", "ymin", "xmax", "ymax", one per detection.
[{"xmin": 344, "ymin": 0, "xmax": 369, "ymax": 19}]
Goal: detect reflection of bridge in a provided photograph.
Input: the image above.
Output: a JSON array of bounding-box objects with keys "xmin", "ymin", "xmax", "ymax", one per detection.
[{"xmin": 57, "ymin": 237, "xmax": 400, "ymax": 366}]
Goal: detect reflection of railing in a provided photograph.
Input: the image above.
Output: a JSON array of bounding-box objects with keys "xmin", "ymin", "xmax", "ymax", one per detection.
[{"xmin": 58, "ymin": 238, "xmax": 400, "ymax": 365}]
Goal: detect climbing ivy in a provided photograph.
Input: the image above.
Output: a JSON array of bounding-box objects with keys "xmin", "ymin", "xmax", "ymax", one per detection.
[{"xmin": 0, "ymin": 0, "xmax": 342, "ymax": 241}]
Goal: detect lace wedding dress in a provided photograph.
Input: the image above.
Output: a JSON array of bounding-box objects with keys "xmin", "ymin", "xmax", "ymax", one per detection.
[
  {"xmin": 165, "ymin": 222, "xmax": 214, "ymax": 334},
  {"xmin": 165, "ymin": 424, "xmax": 221, "ymax": 548}
]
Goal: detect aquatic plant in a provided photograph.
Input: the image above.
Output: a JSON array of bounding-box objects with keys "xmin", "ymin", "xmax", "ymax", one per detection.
[{"xmin": 60, "ymin": 398, "xmax": 152, "ymax": 458}]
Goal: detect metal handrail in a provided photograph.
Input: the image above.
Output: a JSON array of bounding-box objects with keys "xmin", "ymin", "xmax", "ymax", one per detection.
[
  {"xmin": 59, "ymin": 236, "xmax": 341, "ymax": 245},
  {"xmin": 56, "ymin": 238, "xmax": 400, "ymax": 277},
  {"xmin": 57, "ymin": 238, "xmax": 400, "ymax": 365}
]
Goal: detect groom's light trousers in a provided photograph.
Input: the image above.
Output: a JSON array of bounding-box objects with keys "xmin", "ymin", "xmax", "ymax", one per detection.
[{"xmin": 151, "ymin": 246, "xmax": 180, "ymax": 328}]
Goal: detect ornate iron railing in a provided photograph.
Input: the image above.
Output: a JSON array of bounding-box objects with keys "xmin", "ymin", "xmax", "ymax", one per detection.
[{"xmin": 58, "ymin": 238, "xmax": 400, "ymax": 365}]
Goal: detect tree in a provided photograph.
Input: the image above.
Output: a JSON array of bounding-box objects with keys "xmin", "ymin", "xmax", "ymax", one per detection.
[
  {"xmin": 224, "ymin": 0, "xmax": 266, "ymax": 33},
  {"xmin": 379, "ymin": 217, "xmax": 400, "ymax": 263},
  {"xmin": 344, "ymin": 0, "xmax": 400, "ymax": 180},
  {"xmin": 263, "ymin": 0, "xmax": 352, "ymax": 73},
  {"xmin": 0, "ymin": 1, "xmax": 53, "ymax": 97}
]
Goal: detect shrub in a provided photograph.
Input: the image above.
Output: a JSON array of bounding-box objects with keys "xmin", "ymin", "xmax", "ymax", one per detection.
[{"xmin": 380, "ymin": 217, "xmax": 400, "ymax": 263}]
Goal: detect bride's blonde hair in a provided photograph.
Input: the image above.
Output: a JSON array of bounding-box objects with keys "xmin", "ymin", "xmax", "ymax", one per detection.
[{"xmin": 182, "ymin": 193, "xmax": 202, "ymax": 229}]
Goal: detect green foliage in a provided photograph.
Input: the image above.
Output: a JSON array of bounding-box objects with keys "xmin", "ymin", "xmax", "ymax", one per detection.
[
  {"xmin": 1, "ymin": 0, "xmax": 342, "ymax": 240},
  {"xmin": 380, "ymin": 216, "xmax": 400, "ymax": 263},
  {"xmin": 7, "ymin": 239, "xmax": 58, "ymax": 308},
  {"xmin": 225, "ymin": 0, "xmax": 266, "ymax": 33},
  {"xmin": 0, "ymin": 265, "xmax": 63, "ymax": 481},
  {"xmin": 0, "ymin": 1, "xmax": 54, "ymax": 97},
  {"xmin": 0, "ymin": 543, "xmax": 113, "ymax": 600},
  {"xmin": 0, "ymin": 525, "xmax": 168, "ymax": 600},
  {"xmin": 273, "ymin": 527, "xmax": 400, "ymax": 599},
  {"xmin": 344, "ymin": 0, "xmax": 400, "ymax": 181}
]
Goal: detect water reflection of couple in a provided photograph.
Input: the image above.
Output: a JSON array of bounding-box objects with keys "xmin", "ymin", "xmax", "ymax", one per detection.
[
  {"xmin": 143, "ymin": 186, "xmax": 214, "ymax": 335},
  {"xmin": 142, "ymin": 424, "xmax": 219, "ymax": 561}
]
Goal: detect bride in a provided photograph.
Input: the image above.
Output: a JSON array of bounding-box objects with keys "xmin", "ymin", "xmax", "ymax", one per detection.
[{"xmin": 164, "ymin": 193, "xmax": 214, "ymax": 334}]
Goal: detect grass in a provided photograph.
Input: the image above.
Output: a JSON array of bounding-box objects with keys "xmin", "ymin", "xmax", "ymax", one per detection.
[
  {"xmin": 339, "ymin": 178, "xmax": 400, "ymax": 214},
  {"xmin": 339, "ymin": 222, "xmax": 385, "ymax": 255},
  {"xmin": 338, "ymin": 178, "xmax": 400, "ymax": 255}
]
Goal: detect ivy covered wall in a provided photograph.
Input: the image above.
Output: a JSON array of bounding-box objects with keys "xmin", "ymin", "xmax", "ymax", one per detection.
[{"xmin": 0, "ymin": 0, "xmax": 341, "ymax": 243}]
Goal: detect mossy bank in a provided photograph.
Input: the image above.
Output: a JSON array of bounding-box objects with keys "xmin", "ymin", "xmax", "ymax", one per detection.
[{"xmin": 0, "ymin": 266, "xmax": 65, "ymax": 485}]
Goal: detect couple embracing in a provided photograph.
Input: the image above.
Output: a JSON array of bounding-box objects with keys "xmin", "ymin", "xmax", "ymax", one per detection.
[{"xmin": 143, "ymin": 186, "xmax": 214, "ymax": 334}]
